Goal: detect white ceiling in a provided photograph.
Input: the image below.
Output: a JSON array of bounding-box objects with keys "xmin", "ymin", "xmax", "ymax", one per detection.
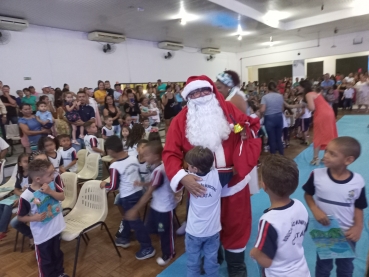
[{"xmin": 0, "ymin": 0, "xmax": 368, "ymax": 52}]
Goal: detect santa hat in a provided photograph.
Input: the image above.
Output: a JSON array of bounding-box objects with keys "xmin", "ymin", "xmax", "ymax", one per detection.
[
  {"xmin": 181, "ymin": 76, "xmax": 213, "ymax": 99},
  {"xmin": 182, "ymin": 75, "xmax": 233, "ymax": 124}
]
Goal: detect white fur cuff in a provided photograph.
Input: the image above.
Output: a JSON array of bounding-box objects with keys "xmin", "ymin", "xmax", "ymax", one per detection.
[{"xmin": 170, "ymin": 169, "xmax": 188, "ymax": 192}]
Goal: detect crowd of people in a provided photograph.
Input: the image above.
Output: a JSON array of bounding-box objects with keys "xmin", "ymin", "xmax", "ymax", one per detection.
[{"xmin": 0, "ymin": 70, "xmax": 367, "ymax": 277}]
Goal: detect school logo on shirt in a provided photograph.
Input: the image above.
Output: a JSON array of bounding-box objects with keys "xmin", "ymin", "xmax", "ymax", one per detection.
[
  {"xmin": 158, "ymin": 222, "xmax": 164, "ymax": 232},
  {"xmin": 347, "ymin": 190, "xmax": 355, "ymax": 199}
]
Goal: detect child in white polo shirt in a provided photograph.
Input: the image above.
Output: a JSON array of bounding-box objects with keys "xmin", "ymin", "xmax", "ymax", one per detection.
[
  {"xmin": 303, "ymin": 136, "xmax": 367, "ymax": 277},
  {"xmin": 17, "ymin": 159, "xmax": 68, "ymax": 277},
  {"xmin": 183, "ymin": 146, "xmax": 222, "ymax": 277},
  {"xmin": 251, "ymin": 154, "xmax": 310, "ymax": 277}
]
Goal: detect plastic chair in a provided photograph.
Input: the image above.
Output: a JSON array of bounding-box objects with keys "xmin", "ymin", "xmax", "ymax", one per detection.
[
  {"xmin": 61, "ymin": 180, "xmax": 121, "ymax": 277},
  {"xmin": 5, "ymin": 124, "xmax": 21, "ymax": 140},
  {"xmin": 77, "ymin": 153, "xmax": 99, "ymax": 181},
  {"xmin": 0, "ymin": 163, "xmax": 15, "ymax": 199},
  {"xmin": 76, "ymin": 149, "xmax": 87, "ymax": 173},
  {"xmin": 97, "ymin": 138, "xmax": 105, "ymax": 153},
  {"xmin": 61, "ymin": 172, "xmax": 78, "ymax": 213}
]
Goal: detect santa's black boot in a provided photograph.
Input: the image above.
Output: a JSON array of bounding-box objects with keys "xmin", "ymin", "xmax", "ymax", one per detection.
[{"xmin": 225, "ymin": 250, "xmax": 247, "ymax": 277}]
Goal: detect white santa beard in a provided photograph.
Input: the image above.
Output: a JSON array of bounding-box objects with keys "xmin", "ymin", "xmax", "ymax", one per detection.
[{"xmin": 186, "ymin": 95, "xmax": 231, "ymax": 152}]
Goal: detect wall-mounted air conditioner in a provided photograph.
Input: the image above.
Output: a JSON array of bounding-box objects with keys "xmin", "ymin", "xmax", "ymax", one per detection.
[
  {"xmin": 158, "ymin": 41, "xmax": 184, "ymax": 51},
  {"xmin": 201, "ymin": 48, "xmax": 221, "ymax": 55},
  {"xmin": 88, "ymin": 31, "xmax": 126, "ymax": 43},
  {"xmin": 0, "ymin": 16, "xmax": 29, "ymax": 31}
]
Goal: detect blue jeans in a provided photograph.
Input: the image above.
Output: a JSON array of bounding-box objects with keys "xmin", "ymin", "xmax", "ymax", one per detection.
[
  {"xmin": 264, "ymin": 113, "xmax": 284, "ymax": 155},
  {"xmin": 0, "ymin": 204, "xmax": 13, "ymax": 233},
  {"xmin": 10, "ymin": 217, "xmax": 33, "ymax": 238},
  {"xmin": 113, "ymin": 125, "xmax": 121, "ymax": 137},
  {"xmin": 315, "ymin": 243, "xmax": 356, "ymax": 277},
  {"xmin": 117, "ymin": 190, "xmax": 152, "ymax": 249},
  {"xmin": 185, "ymin": 232, "xmax": 220, "ymax": 277},
  {"xmin": 72, "ymin": 138, "xmax": 84, "ymax": 152}
]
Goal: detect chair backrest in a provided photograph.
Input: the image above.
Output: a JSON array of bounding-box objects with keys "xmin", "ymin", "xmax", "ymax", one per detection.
[
  {"xmin": 76, "ymin": 149, "xmax": 87, "ymax": 173},
  {"xmin": 65, "ymin": 180, "xmax": 107, "ymax": 222},
  {"xmin": 5, "ymin": 124, "xmax": 20, "ymax": 140},
  {"xmin": 97, "ymin": 138, "xmax": 105, "ymax": 153},
  {"xmin": 61, "ymin": 172, "xmax": 78, "ymax": 210},
  {"xmin": 0, "ymin": 159, "xmax": 7, "ymax": 184},
  {"xmin": 78, "ymin": 153, "xmax": 99, "ymax": 180}
]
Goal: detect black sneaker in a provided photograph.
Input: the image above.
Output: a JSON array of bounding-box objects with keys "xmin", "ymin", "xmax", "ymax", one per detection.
[{"xmin": 136, "ymin": 247, "xmax": 156, "ymax": 260}]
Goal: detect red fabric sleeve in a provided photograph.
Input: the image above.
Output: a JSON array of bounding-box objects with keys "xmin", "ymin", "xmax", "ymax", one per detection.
[
  {"xmin": 227, "ymin": 102, "xmax": 261, "ymax": 178},
  {"xmin": 162, "ymin": 115, "xmax": 185, "ymax": 181}
]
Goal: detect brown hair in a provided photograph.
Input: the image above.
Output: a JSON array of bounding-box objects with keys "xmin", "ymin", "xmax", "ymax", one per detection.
[
  {"xmin": 331, "ymin": 136, "xmax": 361, "ymax": 160},
  {"xmin": 84, "ymin": 121, "xmax": 95, "ymax": 130},
  {"xmin": 145, "ymin": 141, "xmax": 163, "ymax": 159},
  {"xmin": 185, "ymin": 146, "xmax": 214, "ymax": 174},
  {"xmin": 29, "ymin": 159, "xmax": 52, "ymax": 179},
  {"xmin": 261, "ymin": 155, "xmax": 299, "ymax": 198}
]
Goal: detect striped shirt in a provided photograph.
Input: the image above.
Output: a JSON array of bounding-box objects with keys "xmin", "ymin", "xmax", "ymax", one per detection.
[
  {"xmin": 254, "ymin": 199, "xmax": 310, "ymax": 277},
  {"xmin": 105, "ymin": 155, "xmax": 142, "ymax": 198},
  {"xmin": 303, "ymin": 168, "xmax": 367, "ymax": 231}
]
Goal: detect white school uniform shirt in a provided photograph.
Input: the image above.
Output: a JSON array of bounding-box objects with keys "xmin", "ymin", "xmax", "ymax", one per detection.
[
  {"xmin": 17, "ymin": 185, "xmax": 66, "ymax": 245},
  {"xmin": 58, "ymin": 147, "xmax": 78, "ymax": 173},
  {"xmin": 150, "ymin": 163, "xmax": 177, "ymax": 213},
  {"xmin": 105, "ymin": 155, "xmax": 142, "ymax": 198},
  {"xmin": 0, "ymin": 137, "xmax": 9, "ymax": 152},
  {"xmin": 137, "ymin": 156, "xmax": 150, "ymax": 183},
  {"xmin": 186, "ymin": 168, "xmax": 222, "ymax": 237},
  {"xmin": 84, "ymin": 134, "xmax": 100, "ymax": 155},
  {"xmin": 343, "ymin": 88, "xmax": 355, "ymax": 99},
  {"xmin": 47, "ymin": 151, "xmax": 63, "ymax": 174},
  {"xmin": 254, "ymin": 199, "xmax": 310, "ymax": 277},
  {"xmin": 127, "ymin": 143, "xmax": 138, "ymax": 157},
  {"xmin": 102, "ymin": 126, "xmax": 115, "ymax": 137},
  {"xmin": 303, "ymin": 168, "xmax": 367, "ymax": 231}
]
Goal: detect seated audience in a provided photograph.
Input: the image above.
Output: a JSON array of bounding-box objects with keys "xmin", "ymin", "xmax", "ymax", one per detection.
[{"xmin": 103, "ymin": 95, "xmax": 121, "ymax": 136}]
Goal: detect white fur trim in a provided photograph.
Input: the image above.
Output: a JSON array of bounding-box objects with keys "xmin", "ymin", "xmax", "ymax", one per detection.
[
  {"xmin": 182, "ymin": 80, "xmax": 213, "ymax": 99},
  {"xmin": 214, "ymin": 145, "xmax": 226, "ymax": 168},
  {"xmin": 221, "ymin": 174, "xmax": 251, "ymax": 197},
  {"xmin": 170, "ymin": 169, "xmax": 187, "ymax": 193},
  {"xmin": 226, "ymin": 246, "xmax": 247, "ymax": 253},
  {"xmin": 248, "ymin": 166, "xmax": 260, "ymax": 194}
]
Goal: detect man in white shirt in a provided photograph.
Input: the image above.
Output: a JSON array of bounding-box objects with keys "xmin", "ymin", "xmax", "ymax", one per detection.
[{"xmin": 344, "ymin": 73, "xmax": 355, "ymax": 83}]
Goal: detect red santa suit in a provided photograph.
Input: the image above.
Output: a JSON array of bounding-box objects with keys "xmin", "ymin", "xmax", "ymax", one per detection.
[{"xmin": 163, "ymin": 75, "xmax": 261, "ymax": 251}]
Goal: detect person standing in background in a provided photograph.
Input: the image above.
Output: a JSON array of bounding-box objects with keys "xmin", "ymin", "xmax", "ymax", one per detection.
[
  {"xmin": 260, "ymin": 82, "xmax": 285, "ymax": 155},
  {"xmin": 354, "ymin": 73, "xmax": 369, "ymax": 113},
  {"xmin": 104, "ymin": 80, "xmax": 114, "ymax": 97},
  {"xmin": 41, "ymin": 86, "xmax": 54, "ymax": 106},
  {"xmin": 113, "ymin": 83, "xmax": 122, "ymax": 107},
  {"xmin": 0, "ymin": 85, "xmax": 18, "ymax": 124},
  {"xmin": 321, "ymin": 73, "xmax": 335, "ymax": 94},
  {"xmin": 157, "ymin": 79, "xmax": 167, "ymax": 98},
  {"xmin": 16, "ymin": 90, "xmax": 23, "ymax": 107},
  {"xmin": 293, "ymin": 77, "xmax": 300, "ymax": 88}
]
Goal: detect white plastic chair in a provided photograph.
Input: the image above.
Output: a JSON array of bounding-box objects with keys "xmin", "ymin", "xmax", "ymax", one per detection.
[
  {"xmin": 61, "ymin": 180, "xmax": 121, "ymax": 277},
  {"xmin": 61, "ymin": 172, "xmax": 78, "ymax": 213},
  {"xmin": 97, "ymin": 138, "xmax": 105, "ymax": 153},
  {"xmin": 76, "ymin": 149, "xmax": 87, "ymax": 173},
  {"xmin": 77, "ymin": 153, "xmax": 99, "ymax": 181},
  {"xmin": 0, "ymin": 163, "xmax": 14, "ymax": 199},
  {"xmin": 5, "ymin": 124, "xmax": 21, "ymax": 140}
]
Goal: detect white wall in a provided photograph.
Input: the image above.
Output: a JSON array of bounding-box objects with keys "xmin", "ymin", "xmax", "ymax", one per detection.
[
  {"xmin": 0, "ymin": 25, "xmax": 238, "ymax": 92},
  {"xmin": 238, "ymin": 31, "xmax": 369, "ymax": 82}
]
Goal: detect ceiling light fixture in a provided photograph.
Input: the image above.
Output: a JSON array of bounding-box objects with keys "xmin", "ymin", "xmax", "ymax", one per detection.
[
  {"xmin": 236, "ymin": 23, "xmax": 243, "ymax": 40},
  {"xmin": 238, "ymin": 35, "xmax": 242, "ymax": 41},
  {"xmin": 180, "ymin": 18, "xmax": 187, "ymax": 25}
]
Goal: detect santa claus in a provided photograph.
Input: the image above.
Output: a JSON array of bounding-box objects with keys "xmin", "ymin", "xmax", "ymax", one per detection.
[{"xmin": 163, "ymin": 75, "xmax": 261, "ymax": 276}]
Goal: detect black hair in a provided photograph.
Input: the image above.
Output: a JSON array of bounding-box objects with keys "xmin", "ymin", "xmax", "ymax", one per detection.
[
  {"xmin": 2, "ymin": 85, "xmax": 9, "ymax": 89},
  {"xmin": 114, "ymin": 83, "xmax": 120, "ymax": 88},
  {"xmin": 267, "ymin": 81, "xmax": 277, "ymax": 92},
  {"xmin": 63, "ymin": 83, "xmax": 68, "ymax": 88},
  {"xmin": 38, "ymin": 136, "xmax": 59, "ymax": 152},
  {"xmin": 104, "ymin": 94, "xmax": 117, "ymax": 111},
  {"xmin": 28, "ymin": 86, "xmax": 35, "ymax": 89},
  {"xmin": 20, "ymin": 103, "xmax": 31, "ymax": 110},
  {"xmin": 185, "ymin": 146, "xmax": 214, "ymax": 174},
  {"xmin": 127, "ymin": 124, "xmax": 145, "ymax": 148},
  {"xmin": 58, "ymin": 134, "xmax": 71, "ymax": 140},
  {"xmin": 145, "ymin": 141, "xmax": 163, "ymax": 160},
  {"xmin": 299, "ymin": 80, "xmax": 312, "ymax": 94},
  {"xmin": 84, "ymin": 121, "xmax": 95, "ymax": 130},
  {"xmin": 332, "ymin": 136, "xmax": 361, "ymax": 160},
  {"xmin": 39, "ymin": 95, "xmax": 49, "ymax": 102},
  {"xmin": 105, "ymin": 135, "xmax": 123, "ymax": 152},
  {"xmin": 23, "ymin": 88, "xmax": 30, "ymax": 93},
  {"xmin": 36, "ymin": 101, "xmax": 47, "ymax": 107},
  {"xmin": 224, "ymin": 70, "xmax": 241, "ymax": 86},
  {"xmin": 16, "ymin": 153, "xmax": 30, "ymax": 185},
  {"xmin": 137, "ymin": 139, "xmax": 148, "ymax": 148},
  {"xmin": 148, "ymin": 131, "xmax": 161, "ymax": 142}
]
